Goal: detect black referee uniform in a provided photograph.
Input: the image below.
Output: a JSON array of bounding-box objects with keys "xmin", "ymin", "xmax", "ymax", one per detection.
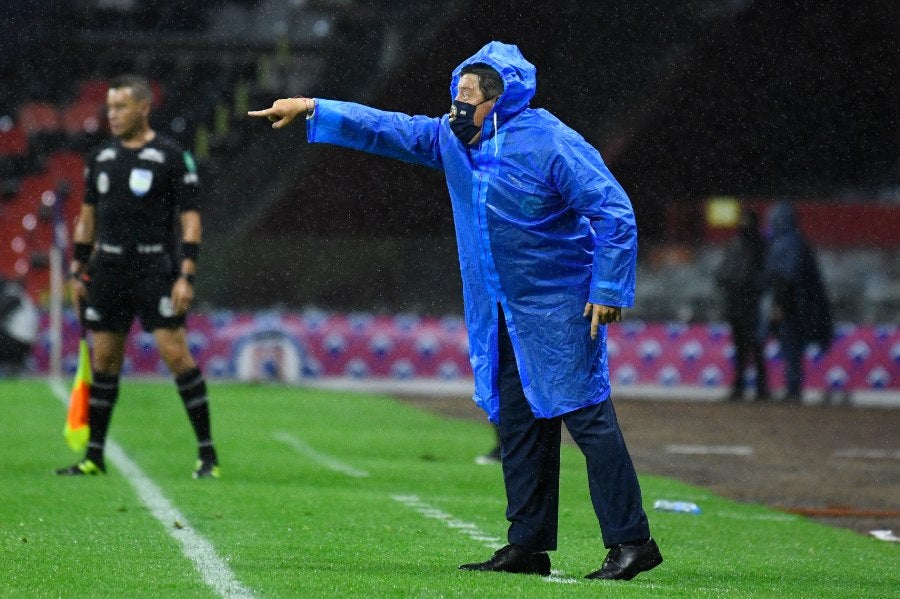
[
  {"xmin": 83, "ymin": 135, "xmax": 198, "ymax": 331},
  {"xmin": 60, "ymin": 133, "xmax": 219, "ymax": 478}
]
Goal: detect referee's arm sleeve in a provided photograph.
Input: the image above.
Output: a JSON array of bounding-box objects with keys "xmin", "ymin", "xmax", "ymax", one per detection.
[
  {"xmin": 175, "ymin": 150, "xmax": 201, "ymax": 213},
  {"xmin": 83, "ymin": 151, "xmax": 98, "ymax": 206}
]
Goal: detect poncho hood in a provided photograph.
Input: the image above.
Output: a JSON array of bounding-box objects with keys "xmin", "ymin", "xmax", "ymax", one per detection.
[{"xmin": 450, "ymin": 41, "xmax": 536, "ymax": 123}]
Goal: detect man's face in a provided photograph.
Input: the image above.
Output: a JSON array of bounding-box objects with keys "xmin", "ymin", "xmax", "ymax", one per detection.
[
  {"xmin": 106, "ymin": 87, "xmax": 149, "ymax": 139},
  {"xmin": 455, "ymin": 73, "xmax": 495, "ymax": 129}
]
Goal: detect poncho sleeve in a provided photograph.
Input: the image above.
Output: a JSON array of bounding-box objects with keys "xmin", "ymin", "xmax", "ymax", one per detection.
[
  {"xmin": 306, "ymin": 99, "xmax": 444, "ymax": 170},
  {"xmin": 550, "ymin": 132, "xmax": 637, "ymax": 308}
]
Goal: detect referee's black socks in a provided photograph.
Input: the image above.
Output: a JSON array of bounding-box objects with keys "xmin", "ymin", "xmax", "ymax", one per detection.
[
  {"xmin": 176, "ymin": 367, "xmax": 217, "ymax": 463},
  {"xmin": 86, "ymin": 371, "xmax": 120, "ymax": 468}
]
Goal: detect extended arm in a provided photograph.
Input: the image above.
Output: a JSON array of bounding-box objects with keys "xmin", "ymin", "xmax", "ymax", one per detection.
[{"xmin": 249, "ymin": 97, "xmax": 444, "ymax": 170}]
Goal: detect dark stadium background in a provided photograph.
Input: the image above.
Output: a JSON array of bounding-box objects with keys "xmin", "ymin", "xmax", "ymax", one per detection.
[
  {"xmin": 1, "ymin": 0, "xmax": 897, "ymax": 317},
  {"xmin": 3, "ymin": 0, "xmax": 898, "ymax": 540}
]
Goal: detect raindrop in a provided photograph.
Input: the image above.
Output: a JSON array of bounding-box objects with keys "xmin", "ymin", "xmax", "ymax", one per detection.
[
  {"xmin": 313, "ymin": 19, "xmax": 330, "ymax": 38},
  {"xmin": 170, "ymin": 116, "xmax": 187, "ymax": 133}
]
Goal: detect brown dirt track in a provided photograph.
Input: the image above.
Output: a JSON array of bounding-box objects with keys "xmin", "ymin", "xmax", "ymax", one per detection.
[{"xmin": 399, "ymin": 394, "xmax": 900, "ymax": 539}]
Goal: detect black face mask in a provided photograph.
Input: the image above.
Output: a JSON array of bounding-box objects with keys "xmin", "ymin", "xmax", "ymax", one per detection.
[{"xmin": 449, "ymin": 98, "xmax": 491, "ymax": 144}]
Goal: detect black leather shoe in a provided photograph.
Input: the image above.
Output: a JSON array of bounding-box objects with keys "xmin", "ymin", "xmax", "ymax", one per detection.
[
  {"xmin": 459, "ymin": 544, "xmax": 551, "ymax": 575},
  {"xmin": 585, "ymin": 537, "xmax": 662, "ymax": 580}
]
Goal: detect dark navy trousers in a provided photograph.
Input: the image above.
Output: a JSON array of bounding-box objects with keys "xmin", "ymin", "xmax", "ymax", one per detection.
[
  {"xmin": 497, "ymin": 311, "xmax": 650, "ymax": 551},
  {"xmin": 775, "ymin": 318, "xmax": 803, "ymax": 398}
]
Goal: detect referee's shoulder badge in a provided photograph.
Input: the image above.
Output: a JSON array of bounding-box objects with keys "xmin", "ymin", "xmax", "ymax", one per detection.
[
  {"xmin": 138, "ymin": 147, "xmax": 165, "ymax": 163},
  {"xmin": 96, "ymin": 148, "xmax": 117, "ymax": 162}
]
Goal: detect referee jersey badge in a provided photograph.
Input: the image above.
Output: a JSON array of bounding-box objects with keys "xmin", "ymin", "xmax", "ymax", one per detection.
[{"xmin": 129, "ymin": 168, "xmax": 154, "ymax": 196}]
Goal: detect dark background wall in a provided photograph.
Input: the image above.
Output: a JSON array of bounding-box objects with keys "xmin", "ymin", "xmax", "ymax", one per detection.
[
  {"xmin": 262, "ymin": 0, "xmax": 899, "ymax": 237},
  {"xmin": 226, "ymin": 0, "xmax": 898, "ymax": 313},
  {"xmin": 3, "ymin": 0, "xmax": 897, "ymax": 315}
]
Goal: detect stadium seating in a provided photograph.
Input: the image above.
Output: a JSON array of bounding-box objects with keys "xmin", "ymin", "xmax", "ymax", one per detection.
[
  {"xmin": 17, "ymin": 102, "xmax": 61, "ymax": 135},
  {"xmin": 75, "ymin": 79, "xmax": 109, "ymax": 105},
  {"xmin": 61, "ymin": 100, "xmax": 104, "ymax": 137},
  {"xmin": 0, "ymin": 121, "xmax": 29, "ymax": 157}
]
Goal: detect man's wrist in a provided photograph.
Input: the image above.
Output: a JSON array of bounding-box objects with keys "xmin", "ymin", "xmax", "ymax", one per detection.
[{"xmin": 291, "ymin": 96, "xmax": 315, "ymax": 119}]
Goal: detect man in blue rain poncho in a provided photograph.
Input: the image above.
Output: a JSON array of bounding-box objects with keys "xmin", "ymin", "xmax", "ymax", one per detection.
[{"xmin": 249, "ymin": 41, "xmax": 662, "ymax": 581}]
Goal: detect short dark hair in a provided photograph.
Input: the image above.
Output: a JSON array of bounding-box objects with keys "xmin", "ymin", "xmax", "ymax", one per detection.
[
  {"xmin": 460, "ymin": 63, "xmax": 504, "ymax": 100},
  {"xmin": 109, "ymin": 74, "xmax": 152, "ymax": 105}
]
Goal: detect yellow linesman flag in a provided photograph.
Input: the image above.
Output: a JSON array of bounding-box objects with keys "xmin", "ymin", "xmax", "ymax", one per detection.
[{"xmin": 63, "ymin": 336, "xmax": 92, "ymax": 452}]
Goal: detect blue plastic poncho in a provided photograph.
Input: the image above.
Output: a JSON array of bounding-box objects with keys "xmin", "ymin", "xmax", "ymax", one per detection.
[{"xmin": 307, "ymin": 41, "xmax": 637, "ymax": 422}]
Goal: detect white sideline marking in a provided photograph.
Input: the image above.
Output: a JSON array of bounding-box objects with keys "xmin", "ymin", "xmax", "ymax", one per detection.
[
  {"xmin": 273, "ymin": 431, "xmax": 369, "ymax": 478},
  {"xmin": 391, "ymin": 494, "xmax": 580, "ymax": 585},
  {"xmin": 833, "ymin": 448, "xmax": 900, "ymax": 460},
  {"xmin": 50, "ymin": 380, "xmax": 254, "ymax": 599},
  {"xmin": 665, "ymin": 444, "xmax": 754, "ymax": 456},
  {"xmin": 392, "ymin": 494, "xmax": 502, "ymax": 549},
  {"xmin": 716, "ymin": 511, "xmax": 797, "ymax": 522}
]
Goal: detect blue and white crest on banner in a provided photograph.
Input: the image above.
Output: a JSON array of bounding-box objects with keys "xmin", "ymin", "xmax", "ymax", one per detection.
[
  {"xmin": 129, "ymin": 168, "xmax": 153, "ymax": 196},
  {"xmin": 233, "ymin": 330, "xmax": 308, "ymax": 382}
]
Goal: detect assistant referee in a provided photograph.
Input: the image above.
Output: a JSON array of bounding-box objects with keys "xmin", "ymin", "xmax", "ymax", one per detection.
[{"xmin": 57, "ymin": 75, "xmax": 219, "ymax": 479}]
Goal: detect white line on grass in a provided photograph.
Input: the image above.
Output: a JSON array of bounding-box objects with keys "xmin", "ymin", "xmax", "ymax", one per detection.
[
  {"xmin": 716, "ymin": 511, "xmax": 798, "ymax": 522},
  {"xmin": 665, "ymin": 444, "xmax": 754, "ymax": 456},
  {"xmin": 833, "ymin": 448, "xmax": 900, "ymax": 460},
  {"xmin": 50, "ymin": 380, "xmax": 254, "ymax": 599},
  {"xmin": 392, "ymin": 494, "xmax": 503, "ymax": 549},
  {"xmin": 391, "ymin": 494, "xmax": 579, "ymax": 585},
  {"xmin": 272, "ymin": 431, "xmax": 369, "ymax": 477}
]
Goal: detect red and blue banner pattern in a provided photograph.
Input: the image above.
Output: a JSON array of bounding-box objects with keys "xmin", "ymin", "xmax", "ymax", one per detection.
[{"xmin": 32, "ymin": 311, "xmax": 898, "ymax": 393}]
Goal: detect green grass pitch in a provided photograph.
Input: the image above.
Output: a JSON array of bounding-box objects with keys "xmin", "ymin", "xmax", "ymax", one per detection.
[{"xmin": 1, "ymin": 378, "xmax": 896, "ymax": 597}]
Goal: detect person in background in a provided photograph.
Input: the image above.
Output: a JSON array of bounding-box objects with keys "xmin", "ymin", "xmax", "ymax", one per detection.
[
  {"xmin": 55, "ymin": 75, "xmax": 220, "ymax": 479},
  {"xmin": 0, "ymin": 276, "xmax": 38, "ymax": 376},
  {"xmin": 715, "ymin": 208, "xmax": 768, "ymax": 401},
  {"xmin": 759, "ymin": 201, "xmax": 832, "ymax": 403},
  {"xmin": 248, "ymin": 41, "xmax": 661, "ymax": 581}
]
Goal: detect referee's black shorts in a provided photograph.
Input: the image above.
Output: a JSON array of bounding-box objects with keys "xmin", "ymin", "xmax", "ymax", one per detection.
[{"xmin": 82, "ymin": 256, "xmax": 186, "ymax": 334}]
